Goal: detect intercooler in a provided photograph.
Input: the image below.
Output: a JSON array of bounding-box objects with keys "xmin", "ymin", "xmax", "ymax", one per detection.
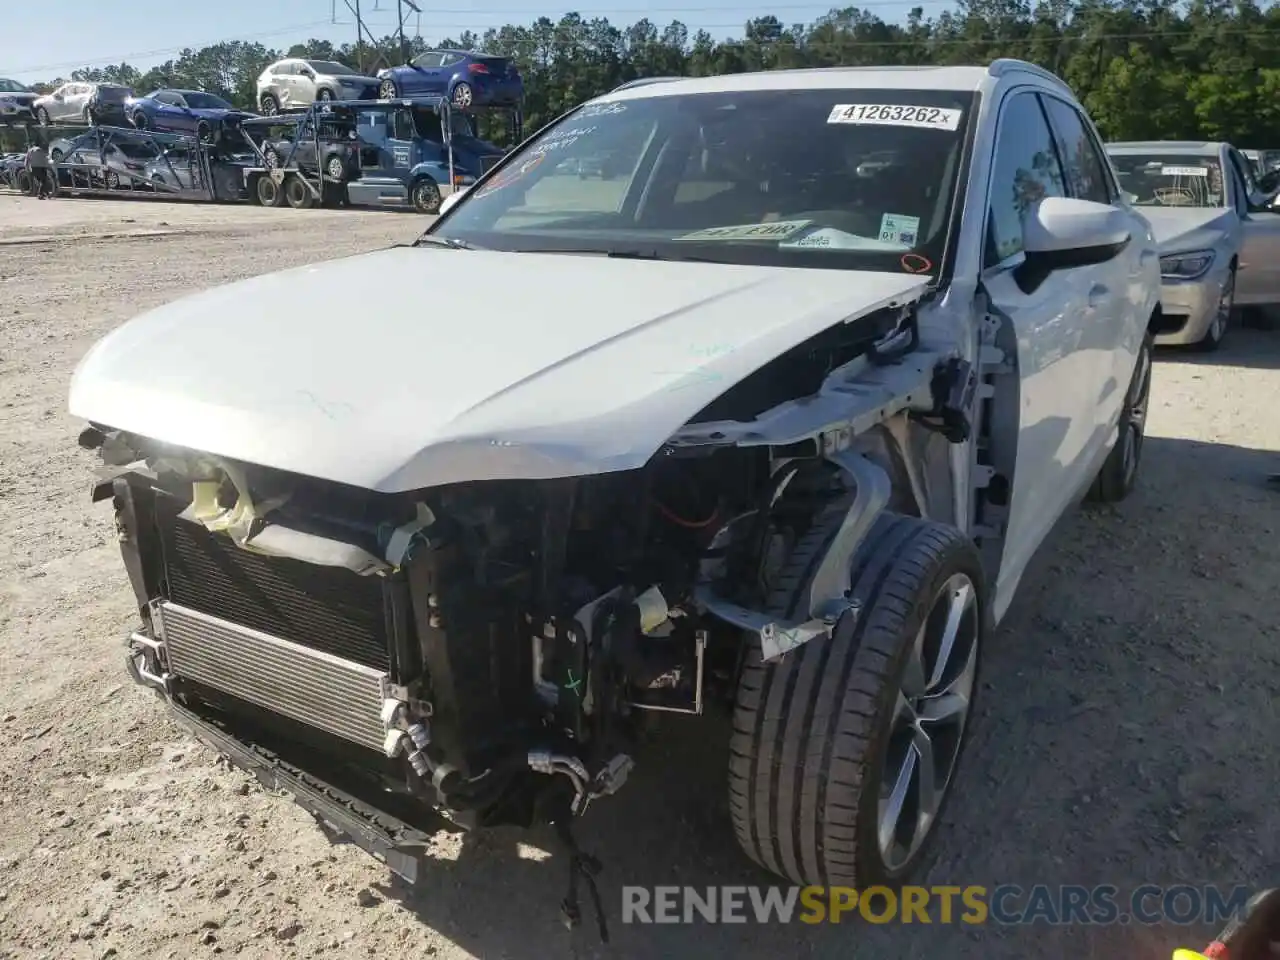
[
  {"xmin": 157, "ymin": 601, "xmax": 390, "ymax": 753},
  {"xmin": 154, "ymin": 510, "xmax": 396, "ymax": 754}
]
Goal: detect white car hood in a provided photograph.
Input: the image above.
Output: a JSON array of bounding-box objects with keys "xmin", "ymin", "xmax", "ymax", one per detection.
[
  {"xmin": 69, "ymin": 246, "xmax": 928, "ymax": 492},
  {"xmin": 1136, "ymin": 206, "xmax": 1234, "ymax": 253}
]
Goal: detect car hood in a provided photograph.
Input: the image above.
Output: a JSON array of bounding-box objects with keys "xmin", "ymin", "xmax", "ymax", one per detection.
[
  {"xmin": 69, "ymin": 247, "xmax": 929, "ymax": 493},
  {"xmin": 1136, "ymin": 206, "xmax": 1234, "ymax": 253}
]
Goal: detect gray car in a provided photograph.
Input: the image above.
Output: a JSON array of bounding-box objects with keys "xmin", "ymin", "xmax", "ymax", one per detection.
[
  {"xmin": 33, "ymin": 81, "xmax": 132, "ymax": 125},
  {"xmin": 1107, "ymin": 140, "xmax": 1280, "ymax": 349},
  {"xmin": 255, "ymin": 59, "xmax": 379, "ymax": 115}
]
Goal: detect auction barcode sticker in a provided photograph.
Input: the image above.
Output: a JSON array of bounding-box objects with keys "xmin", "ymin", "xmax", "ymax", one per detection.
[
  {"xmin": 828, "ymin": 103, "xmax": 963, "ymax": 131},
  {"xmin": 1161, "ymin": 165, "xmax": 1209, "ymax": 177}
]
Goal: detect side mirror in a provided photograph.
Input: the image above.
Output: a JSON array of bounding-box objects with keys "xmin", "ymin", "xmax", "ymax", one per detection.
[
  {"xmin": 1016, "ymin": 197, "xmax": 1131, "ymax": 291},
  {"xmin": 438, "ymin": 189, "xmax": 467, "ymax": 215}
]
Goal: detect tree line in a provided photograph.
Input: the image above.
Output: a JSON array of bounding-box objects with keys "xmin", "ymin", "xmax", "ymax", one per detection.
[{"xmin": 26, "ymin": 0, "xmax": 1280, "ymax": 147}]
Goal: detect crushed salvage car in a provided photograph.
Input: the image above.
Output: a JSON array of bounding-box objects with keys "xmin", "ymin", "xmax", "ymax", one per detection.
[{"xmin": 69, "ymin": 58, "xmax": 1162, "ymax": 939}]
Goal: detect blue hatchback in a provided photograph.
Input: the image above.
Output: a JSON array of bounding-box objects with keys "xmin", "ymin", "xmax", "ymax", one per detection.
[
  {"xmin": 376, "ymin": 50, "xmax": 523, "ymax": 110},
  {"xmin": 125, "ymin": 89, "xmax": 255, "ymax": 137}
]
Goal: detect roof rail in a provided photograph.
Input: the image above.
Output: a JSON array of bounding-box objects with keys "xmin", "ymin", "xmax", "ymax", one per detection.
[
  {"xmin": 610, "ymin": 76, "xmax": 683, "ymax": 93},
  {"xmin": 987, "ymin": 58, "xmax": 1068, "ymax": 88}
]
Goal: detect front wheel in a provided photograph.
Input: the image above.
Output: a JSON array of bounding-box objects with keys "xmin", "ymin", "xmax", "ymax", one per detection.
[
  {"xmin": 49, "ymin": 148, "xmax": 63, "ymax": 162},
  {"xmin": 1087, "ymin": 330, "xmax": 1153, "ymax": 504},
  {"xmin": 132, "ymin": 111, "xmax": 149, "ymax": 130},
  {"xmin": 317, "ymin": 89, "xmax": 334, "ymax": 103},
  {"xmin": 260, "ymin": 94, "xmax": 280, "ymax": 116},
  {"xmin": 36, "ymin": 107, "xmax": 50, "ymax": 126},
  {"xmin": 196, "ymin": 121, "xmax": 211, "ymax": 142},
  {"xmin": 378, "ymin": 79, "xmax": 397, "ymax": 100},
  {"xmin": 411, "ymin": 177, "xmax": 442, "ymax": 214},
  {"xmin": 729, "ymin": 510, "xmax": 987, "ymax": 888},
  {"xmin": 1194, "ymin": 267, "xmax": 1235, "ymax": 352},
  {"xmin": 323, "ymin": 153, "xmax": 346, "ymax": 181},
  {"xmin": 104, "ymin": 170, "xmax": 120, "ymax": 190}
]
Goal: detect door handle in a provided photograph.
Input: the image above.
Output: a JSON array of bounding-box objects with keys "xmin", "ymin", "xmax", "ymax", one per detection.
[{"xmin": 1087, "ymin": 284, "xmax": 1109, "ymax": 310}]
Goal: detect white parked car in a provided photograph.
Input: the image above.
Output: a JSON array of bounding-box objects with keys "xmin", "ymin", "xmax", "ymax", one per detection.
[
  {"xmin": 70, "ymin": 59, "xmax": 1159, "ymax": 930},
  {"xmin": 32, "ymin": 81, "xmax": 132, "ymax": 125},
  {"xmin": 1107, "ymin": 140, "xmax": 1280, "ymax": 349},
  {"xmin": 255, "ymin": 58, "xmax": 380, "ymax": 115}
]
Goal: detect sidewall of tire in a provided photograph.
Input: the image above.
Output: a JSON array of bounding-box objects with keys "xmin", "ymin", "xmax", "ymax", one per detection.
[{"xmin": 729, "ymin": 510, "xmax": 989, "ymax": 889}]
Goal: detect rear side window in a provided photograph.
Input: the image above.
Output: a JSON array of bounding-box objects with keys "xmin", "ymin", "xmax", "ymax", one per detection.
[
  {"xmin": 985, "ymin": 91, "xmax": 1067, "ymax": 266},
  {"xmin": 1041, "ymin": 96, "xmax": 1112, "ymax": 204}
]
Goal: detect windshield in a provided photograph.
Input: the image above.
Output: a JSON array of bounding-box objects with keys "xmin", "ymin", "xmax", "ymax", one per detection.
[
  {"xmin": 1108, "ymin": 153, "xmax": 1226, "ymax": 208},
  {"xmin": 182, "ymin": 92, "xmax": 232, "ymax": 110},
  {"xmin": 111, "ymin": 141, "xmax": 159, "ymax": 160},
  {"xmin": 0, "ymin": 79, "xmax": 30, "ymax": 93},
  {"xmin": 309, "ymin": 61, "xmax": 360, "ymax": 76},
  {"xmin": 431, "ymin": 88, "xmax": 973, "ymax": 274},
  {"xmin": 96, "ymin": 85, "xmax": 131, "ymax": 102}
]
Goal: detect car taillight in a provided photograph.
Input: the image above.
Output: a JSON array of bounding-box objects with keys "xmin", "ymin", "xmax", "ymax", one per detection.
[{"xmin": 468, "ymin": 63, "xmax": 490, "ymax": 75}]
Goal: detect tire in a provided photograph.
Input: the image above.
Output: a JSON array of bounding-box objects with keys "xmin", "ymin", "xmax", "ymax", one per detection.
[
  {"xmin": 263, "ymin": 147, "xmax": 281, "ymax": 170},
  {"xmin": 36, "ymin": 107, "xmax": 50, "ymax": 126},
  {"xmin": 49, "ymin": 149, "xmax": 63, "ymax": 162},
  {"xmin": 323, "ymin": 153, "xmax": 346, "ymax": 181},
  {"xmin": 729, "ymin": 510, "xmax": 987, "ymax": 888},
  {"xmin": 284, "ymin": 176, "xmax": 315, "ymax": 209},
  {"xmin": 196, "ymin": 121, "xmax": 211, "ymax": 142},
  {"xmin": 411, "ymin": 177, "xmax": 441, "ymax": 214},
  {"xmin": 254, "ymin": 174, "xmax": 283, "ymax": 207},
  {"xmin": 317, "ymin": 89, "xmax": 334, "ymax": 103},
  {"xmin": 378, "ymin": 79, "xmax": 397, "ymax": 100},
  {"xmin": 105, "ymin": 170, "xmax": 120, "ymax": 190},
  {"xmin": 260, "ymin": 94, "xmax": 280, "ymax": 116},
  {"xmin": 1087, "ymin": 330, "xmax": 1153, "ymax": 504},
  {"xmin": 15, "ymin": 170, "xmax": 31, "ymax": 194},
  {"xmin": 1194, "ymin": 267, "xmax": 1234, "ymax": 352},
  {"xmin": 450, "ymin": 82, "xmax": 473, "ymax": 109}
]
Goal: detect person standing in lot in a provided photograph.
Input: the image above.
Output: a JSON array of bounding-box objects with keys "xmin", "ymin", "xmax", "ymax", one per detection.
[{"xmin": 24, "ymin": 142, "xmax": 53, "ymax": 198}]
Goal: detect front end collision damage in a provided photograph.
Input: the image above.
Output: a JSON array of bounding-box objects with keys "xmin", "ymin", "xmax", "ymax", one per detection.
[{"xmin": 83, "ymin": 289, "xmax": 980, "ymax": 937}]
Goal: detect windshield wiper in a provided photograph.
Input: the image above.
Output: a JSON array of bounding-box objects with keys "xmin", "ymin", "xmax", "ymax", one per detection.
[
  {"xmin": 413, "ymin": 235, "xmax": 475, "ymax": 250},
  {"xmin": 518, "ymin": 248, "xmax": 722, "ymax": 264}
]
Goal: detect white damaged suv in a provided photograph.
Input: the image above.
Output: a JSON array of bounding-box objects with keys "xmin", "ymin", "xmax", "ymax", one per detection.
[{"xmin": 70, "ymin": 59, "xmax": 1159, "ymax": 933}]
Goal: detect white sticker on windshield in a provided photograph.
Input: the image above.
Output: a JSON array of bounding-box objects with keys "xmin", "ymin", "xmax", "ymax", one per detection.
[
  {"xmin": 676, "ymin": 220, "xmax": 813, "ymax": 241},
  {"xmin": 780, "ymin": 228, "xmax": 912, "ymax": 252},
  {"xmin": 1161, "ymin": 165, "xmax": 1209, "ymax": 177},
  {"xmin": 828, "ymin": 104, "xmax": 962, "ymax": 131},
  {"xmin": 878, "ymin": 213, "xmax": 920, "ymax": 247}
]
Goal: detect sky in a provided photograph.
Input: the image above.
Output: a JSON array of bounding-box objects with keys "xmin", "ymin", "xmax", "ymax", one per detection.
[{"xmin": 1, "ymin": 0, "xmax": 952, "ymax": 85}]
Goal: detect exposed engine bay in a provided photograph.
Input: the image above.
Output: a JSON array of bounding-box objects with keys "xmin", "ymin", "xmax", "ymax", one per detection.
[{"xmin": 81, "ymin": 297, "xmax": 975, "ymax": 939}]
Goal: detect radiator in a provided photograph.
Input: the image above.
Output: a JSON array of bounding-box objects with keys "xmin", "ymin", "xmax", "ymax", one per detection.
[
  {"xmin": 160, "ymin": 514, "xmax": 391, "ymax": 671},
  {"xmin": 158, "ymin": 601, "xmax": 389, "ymax": 753}
]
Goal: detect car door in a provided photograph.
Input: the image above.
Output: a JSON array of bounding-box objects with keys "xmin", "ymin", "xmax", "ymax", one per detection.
[
  {"xmin": 1225, "ymin": 146, "xmax": 1280, "ymax": 305},
  {"xmin": 294, "ymin": 63, "xmax": 319, "ymax": 105},
  {"xmin": 164, "ymin": 91, "xmax": 191, "ymax": 130},
  {"xmin": 980, "ymin": 89, "xmax": 1114, "ymax": 598},
  {"xmin": 274, "ymin": 63, "xmax": 299, "ymax": 107},
  {"xmin": 408, "ymin": 53, "xmax": 444, "ymax": 95},
  {"xmin": 53, "ymin": 84, "xmax": 78, "ymax": 121},
  {"xmin": 1040, "ymin": 93, "xmax": 1148, "ymax": 445}
]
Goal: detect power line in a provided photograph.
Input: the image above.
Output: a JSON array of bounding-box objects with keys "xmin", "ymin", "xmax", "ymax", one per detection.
[
  {"xmin": 9, "ymin": 2, "xmax": 957, "ymax": 73},
  {"xmin": 12, "ymin": 16, "xmax": 1272, "ymax": 75}
]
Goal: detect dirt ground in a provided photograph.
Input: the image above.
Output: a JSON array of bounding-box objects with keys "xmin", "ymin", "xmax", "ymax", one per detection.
[{"xmin": 1, "ymin": 194, "xmax": 1277, "ymax": 960}]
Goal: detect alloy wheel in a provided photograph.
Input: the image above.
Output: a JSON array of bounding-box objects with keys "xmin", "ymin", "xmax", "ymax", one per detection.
[
  {"xmin": 877, "ymin": 572, "xmax": 980, "ymax": 872},
  {"xmin": 1121, "ymin": 340, "xmax": 1152, "ymax": 486},
  {"xmin": 451, "ymin": 83, "xmax": 473, "ymax": 108},
  {"xmin": 378, "ymin": 80, "xmax": 397, "ymax": 100},
  {"xmin": 413, "ymin": 179, "xmax": 441, "ymax": 213}
]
